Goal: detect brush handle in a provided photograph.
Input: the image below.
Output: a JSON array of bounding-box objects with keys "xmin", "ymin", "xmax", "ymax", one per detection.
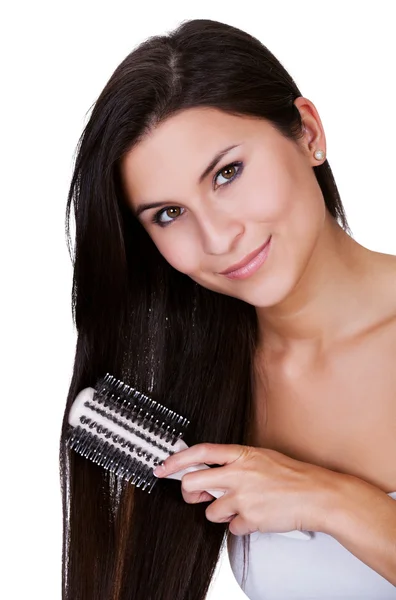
[{"xmin": 166, "ymin": 462, "xmax": 312, "ymax": 540}]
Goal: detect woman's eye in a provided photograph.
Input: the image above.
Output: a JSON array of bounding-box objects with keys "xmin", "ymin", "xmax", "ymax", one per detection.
[
  {"xmin": 151, "ymin": 161, "xmax": 244, "ymax": 227},
  {"xmin": 152, "ymin": 206, "xmax": 184, "ymax": 227},
  {"xmin": 213, "ymin": 161, "xmax": 243, "ymax": 188}
]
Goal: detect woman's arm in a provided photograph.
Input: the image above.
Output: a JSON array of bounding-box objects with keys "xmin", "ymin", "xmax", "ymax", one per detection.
[{"xmin": 323, "ymin": 473, "xmax": 396, "ymax": 586}]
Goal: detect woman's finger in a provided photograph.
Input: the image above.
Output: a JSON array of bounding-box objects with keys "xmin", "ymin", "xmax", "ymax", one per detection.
[{"xmin": 153, "ymin": 442, "xmax": 246, "ymax": 477}]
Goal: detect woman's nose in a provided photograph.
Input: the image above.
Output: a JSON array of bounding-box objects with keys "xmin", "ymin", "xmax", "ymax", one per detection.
[{"xmin": 197, "ymin": 213, "xmax": 245, "ymax": 256}]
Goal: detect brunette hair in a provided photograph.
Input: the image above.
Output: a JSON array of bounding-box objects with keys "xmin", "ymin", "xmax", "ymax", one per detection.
[{"xmin": 60, "ymin": 17, "xmax": 351, "ymax": 600}]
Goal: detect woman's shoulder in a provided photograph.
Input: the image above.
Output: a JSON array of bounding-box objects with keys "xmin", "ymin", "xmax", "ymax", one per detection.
[{"xmin": 362, "ymin": 249, "xmax": 396, "ymax": 333}]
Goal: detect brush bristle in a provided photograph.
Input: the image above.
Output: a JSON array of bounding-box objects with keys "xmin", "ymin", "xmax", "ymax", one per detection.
[{"xmin": 66, "ymin": 373, "xmax": 191, "ymax": 493}]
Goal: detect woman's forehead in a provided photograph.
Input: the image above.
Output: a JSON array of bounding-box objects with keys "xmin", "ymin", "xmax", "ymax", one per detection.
[{"xmin": 120, "ymin": 109, "xmax": 273, "ymax": 200}]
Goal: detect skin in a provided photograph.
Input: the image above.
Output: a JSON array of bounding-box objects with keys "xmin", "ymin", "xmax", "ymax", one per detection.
[
  {"xmin": 121, "ymin": 98, "xmax": 396, "ymax": 361},
  {"xmin": 120, "ymin": 100, "xmax": 396, "ymax": 543}
]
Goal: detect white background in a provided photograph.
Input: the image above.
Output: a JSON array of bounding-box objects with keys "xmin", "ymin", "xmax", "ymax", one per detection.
[{"xmin": 2, "ymin": 1, "xmax": 395, "ymax": 598}]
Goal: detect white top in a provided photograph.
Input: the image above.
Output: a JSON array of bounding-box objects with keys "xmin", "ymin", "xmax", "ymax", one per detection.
[{"xmin": 227, "ymin": 491, "xmax": 396, "ymax": 599}]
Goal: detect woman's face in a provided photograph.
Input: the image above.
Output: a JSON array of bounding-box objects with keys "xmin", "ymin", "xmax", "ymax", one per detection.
[{"xmin": 121, "ymin": 103, "xmax": 327, "ymax": 308}]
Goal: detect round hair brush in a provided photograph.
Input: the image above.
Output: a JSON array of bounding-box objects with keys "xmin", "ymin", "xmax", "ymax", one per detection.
[{"xmin": 66, "ymin": 372, "xmax": 312, "ymax": 540}]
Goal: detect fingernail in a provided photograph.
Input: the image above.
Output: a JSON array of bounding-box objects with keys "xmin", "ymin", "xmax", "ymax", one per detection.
[{"xmin": 153, "ymin": 465, "xmax": 166, "ymax": 477}]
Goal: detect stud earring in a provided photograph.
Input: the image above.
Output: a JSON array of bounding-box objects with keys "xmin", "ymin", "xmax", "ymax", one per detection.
[{"xmin": 314, "ymin": 149, "xmax": 325, "ymax": 160}]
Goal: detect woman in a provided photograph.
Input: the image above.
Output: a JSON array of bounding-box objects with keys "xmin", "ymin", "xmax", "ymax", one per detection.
[{"xmin": 60, "ymin": 17, "xmax": 396, "ymax": 600}]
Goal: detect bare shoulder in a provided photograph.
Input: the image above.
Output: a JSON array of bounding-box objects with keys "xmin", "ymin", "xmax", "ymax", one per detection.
[
  {"xmin": 249, "ymin": 248, "xmax": 396, "ymax": 493},
  {"xmin": 362, "ymin": 249, "xmax": 396, "ymax": 333},
  {"xmin": 350, "ymin": 250, "xmax": 396, "ymax": 373},
  {"xmin": 251, "ymin": 250, "xmax": 396, "ymax": 493}
]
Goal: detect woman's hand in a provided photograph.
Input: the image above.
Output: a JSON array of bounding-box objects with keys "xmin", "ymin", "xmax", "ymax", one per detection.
[{"xmin": 153, "ymin": 443, "xmax": 343, "ymax": 536}]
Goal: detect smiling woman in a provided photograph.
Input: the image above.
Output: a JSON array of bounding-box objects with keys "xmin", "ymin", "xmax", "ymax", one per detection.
[
  {"xmin": 119, "ymin": 101, "xmax": 333, "ymax": 301},
  {"xmin": 60, "ymin": 16, "xmax": 396, "ymax": 600}
]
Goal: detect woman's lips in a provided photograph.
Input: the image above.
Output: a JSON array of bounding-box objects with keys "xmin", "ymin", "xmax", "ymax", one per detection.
[{"xmin": 219, "ymin": 236, "xmax": 272, "ymax": 280}]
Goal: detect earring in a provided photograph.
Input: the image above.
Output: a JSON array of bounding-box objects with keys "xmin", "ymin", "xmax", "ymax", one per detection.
[{"xmin": 314, "ymin": 149, "xmax": 325, "ymax": 160}]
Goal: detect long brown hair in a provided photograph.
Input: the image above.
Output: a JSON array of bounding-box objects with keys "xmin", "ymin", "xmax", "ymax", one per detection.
[{"xmin": 60, "ymin": 18, "xmax": 351, "ymax": 600}]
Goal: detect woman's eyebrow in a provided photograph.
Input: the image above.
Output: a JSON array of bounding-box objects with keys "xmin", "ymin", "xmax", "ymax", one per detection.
[
  {"xmin": 197, "ymin": 143, "xmax": 242, "ymax": 184},
  {"xmin": 134, "ymin": 143, "xmax": 242, "ymax": 217}
]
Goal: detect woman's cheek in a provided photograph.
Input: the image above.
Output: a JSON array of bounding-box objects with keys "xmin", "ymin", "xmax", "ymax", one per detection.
[{"xmin": 159, "ymin": 240, "xmax": 198, "ymax": 275}]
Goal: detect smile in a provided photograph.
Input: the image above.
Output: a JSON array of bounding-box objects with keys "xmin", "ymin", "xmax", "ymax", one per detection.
[{"xmin": 218, "ymin": 236, "xmax": 272, "ymax": 280}]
